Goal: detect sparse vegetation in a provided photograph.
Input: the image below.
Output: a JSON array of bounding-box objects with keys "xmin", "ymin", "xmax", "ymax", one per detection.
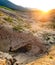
[
  {"xmin": 13, "ymin": 25, "xmax": 24, "ymax": 32},
  {"xmin": 48, "ymin": 23, "xmax": 55, "ymax": 29},
  {"xmin": 4, "ymin": 16, "xmax": 13, "ymax": 22},
  {"xmin": 24, "ymin": 23, "xmax": 31, "ymax": 29},
  {"xmin": 0, "ymin": 6, "xmax": 55, "ymax": 65},
  {"xmin": 18, "ymin": 17, "xmax": 24, "ymax": 22},
  {"xmin": 0, "ymin": 6, "xmax": 13, "ymax": 11}
]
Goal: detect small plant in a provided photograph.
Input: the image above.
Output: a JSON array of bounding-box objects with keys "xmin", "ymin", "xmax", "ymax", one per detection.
[
  {"xmin": 13, "ymin": 25, "xmax": 24, "ymax": 32},
  {"xmin": 4, "ymin": 17, "xmax": 13, "ymax": 22},
  {"xmin": 24, "ymin": 23, "xmax": 31, "ymax": 29},
  {"xmin": 18, "ymin": 17, "xmax": 24, "ymax": 22}
]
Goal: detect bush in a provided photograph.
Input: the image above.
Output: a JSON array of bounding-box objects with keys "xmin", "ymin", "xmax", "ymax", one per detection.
[
  {"xmin": 13, "ymin": 25, "xmax": 24, "ymax": 32},
  {"xmin": 42, "ymin": 33, "xmax": 50, "ymax": 41},
  {"xmin": 4, "ymin": 17, "xmax": 13, "ymax": 22}
]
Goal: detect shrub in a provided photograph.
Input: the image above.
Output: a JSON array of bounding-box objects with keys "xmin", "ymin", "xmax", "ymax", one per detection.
[
  {"xmin": 13, "ymin": 25, "xmax": 24, "ymax": 32},
  {"xmin": 4, "ymin": 17, "xmax": 13, "ymax": 22}
]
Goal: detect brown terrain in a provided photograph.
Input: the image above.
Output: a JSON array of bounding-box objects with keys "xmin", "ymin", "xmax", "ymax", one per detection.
[{"xmin": 0, "ymin": 7, "xmax": 55, "ymax": 65}]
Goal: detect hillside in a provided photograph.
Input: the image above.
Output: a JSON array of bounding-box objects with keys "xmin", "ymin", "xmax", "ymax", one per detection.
[
  {"xmin": 0, "ymin": 6, "xmax": 55, "ymax": 65},
  {"xmin": 0, "ymin": 0, "xmax": 29, "ymax": 11}
]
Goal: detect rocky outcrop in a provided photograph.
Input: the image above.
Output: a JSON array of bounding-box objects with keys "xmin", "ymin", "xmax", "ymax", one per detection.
[
  {"xmin": 0, "ymin": 25, "xmax": 46, "ymax": 55},
  {"xmin": 0, "ymin": 7, "xmax": 47, "ymax": 56}
]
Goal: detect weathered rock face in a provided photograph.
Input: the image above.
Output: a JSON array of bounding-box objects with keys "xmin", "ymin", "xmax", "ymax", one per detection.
[
  {"xmin": 0, "ymin": 25, "xmax": 46, "ymax": 55},
  {"xmin": 0, "ymin": 8, "xmax": 47, "ymax": 55}
]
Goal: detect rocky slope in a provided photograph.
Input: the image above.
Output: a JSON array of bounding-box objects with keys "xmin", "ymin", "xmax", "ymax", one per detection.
[
  {"xmin": 0, "ymin": 7, "xmax": 55, "ymax": 65},
  {"xmin": 0, "ymin": 7, "xmax": 47, "ymax": 65},
  {"xmin": 0, "ymin": 7, "xmax": 47, "ymax": 53}
]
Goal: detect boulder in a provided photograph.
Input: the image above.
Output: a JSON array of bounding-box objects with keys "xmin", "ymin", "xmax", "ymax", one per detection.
[{"xmin": 0, "ymin": 25, "xmax": 46, "ymax": 55}]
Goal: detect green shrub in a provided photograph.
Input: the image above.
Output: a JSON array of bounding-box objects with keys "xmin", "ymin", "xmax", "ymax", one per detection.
[
  {"xmin": 4, "ymin": 17, "xmax": 13, "ymax": 22},
  {"xmin": 18, "ymin": 17, "xmax": 24, "ymax": 22},
  {"xmin": 13, "ymin": 25, "xmax": 24, "ymax": 32}
]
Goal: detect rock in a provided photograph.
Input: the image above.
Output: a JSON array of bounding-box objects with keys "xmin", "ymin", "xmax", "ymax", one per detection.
[{"xmin": 0, "ymin": 25, "xmax": 46, "ymax": 55}]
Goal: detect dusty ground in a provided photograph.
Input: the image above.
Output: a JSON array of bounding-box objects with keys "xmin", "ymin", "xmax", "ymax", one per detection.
[{"xmin": 26, "ymin": 45, "xmax": 55, "ymax": 65}]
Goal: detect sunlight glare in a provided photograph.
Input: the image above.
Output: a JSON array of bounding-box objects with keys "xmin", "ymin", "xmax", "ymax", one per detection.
[{"xmin": 9, "ymin": 0, "xmax": 55, "ymax": 12}]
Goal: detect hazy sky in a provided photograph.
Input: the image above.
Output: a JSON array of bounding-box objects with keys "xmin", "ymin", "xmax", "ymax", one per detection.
[{"xmin": 9, "ymin": 0, "xmax": 55, "ymax": 11}]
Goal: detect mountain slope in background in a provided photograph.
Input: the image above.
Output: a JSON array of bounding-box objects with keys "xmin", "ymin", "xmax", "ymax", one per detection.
[{"xmin": 0, "ymin": 0, "xmax": 29, "ymax": 11}]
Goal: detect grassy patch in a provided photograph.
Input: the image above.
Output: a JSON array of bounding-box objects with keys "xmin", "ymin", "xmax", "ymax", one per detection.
[
  {"xmin": 4, "ymin": 16, "xmax": 13, "ymax": 22},
  {"xmin": 13, "ymin": 25, "xmax": 24, "ymax": 32},
  {"xmin": 0, "ymin": 6, "xmax": 13, "ymax": 11}
]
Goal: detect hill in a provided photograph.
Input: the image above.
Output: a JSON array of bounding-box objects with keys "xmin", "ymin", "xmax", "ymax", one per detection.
[
  {"xmin": 0, "ymin": 0, "xmax": 29, "ymax": 11},
  {"xmin": 0, "ymin": 6, "xmax": 55, "ymax": 65}
]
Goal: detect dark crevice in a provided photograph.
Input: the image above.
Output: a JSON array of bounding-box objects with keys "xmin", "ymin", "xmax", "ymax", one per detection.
[{"xmin": 9, "ymin": 44, "xmax": 32, "ymax": 53}]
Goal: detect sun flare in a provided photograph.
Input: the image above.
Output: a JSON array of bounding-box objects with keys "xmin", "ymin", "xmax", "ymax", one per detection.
[
  {"xmin": 38, "ymin": 7, "xmax": 51, "ymax": 12},
  {"xmin": 9, "ymin": 0, "xmax": 55, "ymax": 12}
]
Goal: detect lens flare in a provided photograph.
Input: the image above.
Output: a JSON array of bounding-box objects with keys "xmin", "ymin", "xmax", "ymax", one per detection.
[{"xmin": 9, "ymin": 0, "xmax": 55, "ymax": 12}]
